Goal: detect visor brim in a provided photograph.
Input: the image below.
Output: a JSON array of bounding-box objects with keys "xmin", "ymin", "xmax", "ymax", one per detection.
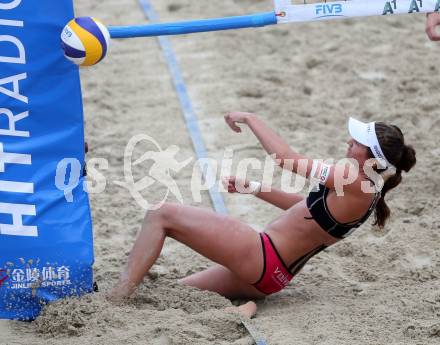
[{"xmin": 348, "ymin": 117, "xmax": 369, "ymax": 146}]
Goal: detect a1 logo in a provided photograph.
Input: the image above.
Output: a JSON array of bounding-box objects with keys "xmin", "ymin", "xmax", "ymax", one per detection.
[{"xmin": 383, "ymin": 0, "xmax": 425, "ymax": 15}]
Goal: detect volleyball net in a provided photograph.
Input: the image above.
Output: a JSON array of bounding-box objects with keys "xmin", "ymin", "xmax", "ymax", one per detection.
[
  {"xmin": 275, "ymin": 0, "xmax": 436, "ymax": 24},
  {"xmin": 109, "ymin": 0, "xmax": 437, "ymax": 39}
]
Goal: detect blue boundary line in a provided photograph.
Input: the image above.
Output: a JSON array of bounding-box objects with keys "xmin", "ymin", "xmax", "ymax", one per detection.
[
  {"xmin": 138, "ymin": 0, "xmax": 228, "ymax": 215},
  {"xmin": 137, "ymin": 3, "xmax": 270, "ymax": 344}
]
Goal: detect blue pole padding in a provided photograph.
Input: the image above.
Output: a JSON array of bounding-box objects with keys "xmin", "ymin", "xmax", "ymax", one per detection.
[{"xmin": 108, "ymin": 11, "xmax": 277, "ymax": 39}]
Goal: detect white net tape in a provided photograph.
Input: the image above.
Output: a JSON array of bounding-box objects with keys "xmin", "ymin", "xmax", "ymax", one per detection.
[{"xmin": 274, "ymin": 0, "xmax": 439, "ymax": 23}]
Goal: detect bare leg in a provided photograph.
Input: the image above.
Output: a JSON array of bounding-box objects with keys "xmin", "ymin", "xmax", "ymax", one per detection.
[
  {"xmin": 110, "ymin": 206, "xmax": 167, "ymax": 297},
  {"xmin": 179, "ymin": 265, "xmax": 265, "ymax": 299},
  {"xmin": 225, "ymin": 301, "xmax": 258, "ymax": 318},
  {"xmin": 110, "ymin": 203, "xmax": 263, "ymax": 298},
  {"xmin": 180, "ymin": 265, "xmax": 263, "ymax": 318}
]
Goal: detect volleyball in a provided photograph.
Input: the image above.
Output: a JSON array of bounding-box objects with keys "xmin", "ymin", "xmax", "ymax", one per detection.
[{"xmin": 61, "ymin": 17, "xmax": 110, "ymax": 67}]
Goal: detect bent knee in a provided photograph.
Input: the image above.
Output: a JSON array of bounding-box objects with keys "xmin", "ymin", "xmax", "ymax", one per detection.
[{"xmin": 144, "ymin": 202, "xmax": 182, "ymax": 227}]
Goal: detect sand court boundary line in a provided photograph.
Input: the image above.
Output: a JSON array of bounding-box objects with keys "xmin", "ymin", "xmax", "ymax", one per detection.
[
  {"xmin": 241, "ymin": 317, "xmax": 270, "ymax": 345},
  {"xmin": 137, "ymin": 0, "xmax": 228, "ymax": 215},
  {"xmin": 137, "ymin": 1, "xmax": 269, "ymax": 344}
]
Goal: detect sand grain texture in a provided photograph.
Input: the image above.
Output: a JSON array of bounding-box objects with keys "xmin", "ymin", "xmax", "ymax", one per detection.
[{"xmin": 2, "ymin": 0, "xmax": 440, "ymax": 344}]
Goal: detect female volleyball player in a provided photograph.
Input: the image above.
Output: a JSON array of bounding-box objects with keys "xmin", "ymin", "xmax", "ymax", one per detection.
[{"xmin": 110, "ymin": 112, "xmax": 416, "ymax": 313}]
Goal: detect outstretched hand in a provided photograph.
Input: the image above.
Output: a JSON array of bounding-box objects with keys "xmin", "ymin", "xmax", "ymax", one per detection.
[
  {"xmin": 222, "ymin": 176, "xmax": 248, "ymax": 193},
  {"xmin": 224, "ymin": 111, "xmax": 255, "ymax": 133},
  {"xmin": 426, "ymin": 12, "xmax": 440, "ymax": 41},
  {"xmin": 222, "ymin": 176, "xmax": 262, "ymax": 195}
]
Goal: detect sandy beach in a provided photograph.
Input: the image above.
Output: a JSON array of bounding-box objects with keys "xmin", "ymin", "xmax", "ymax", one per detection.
[{"xmin": 2, "ymin": 0, "xmax": 440, "ymax": 344}]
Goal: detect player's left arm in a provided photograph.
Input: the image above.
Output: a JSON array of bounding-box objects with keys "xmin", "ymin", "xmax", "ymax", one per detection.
[{"xmin": 224, "ymin": 112, "xmax": 363, "ymax": 194}]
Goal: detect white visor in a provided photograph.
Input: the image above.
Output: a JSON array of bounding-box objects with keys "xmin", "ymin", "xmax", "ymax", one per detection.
[{"xmin": 348, "ymin": 117, "xmax": 395, "ymax": 169}]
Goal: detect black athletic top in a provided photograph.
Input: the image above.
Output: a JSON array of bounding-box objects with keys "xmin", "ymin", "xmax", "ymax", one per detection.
[{"xmin": 306, "ymin": 184, "xmax": 380, "ymax": 239}]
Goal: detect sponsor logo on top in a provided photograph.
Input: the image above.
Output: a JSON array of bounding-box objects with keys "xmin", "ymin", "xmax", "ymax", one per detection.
[{"xmin": 315, "ymin": 3, "xmax": 344, "ymax": 18}]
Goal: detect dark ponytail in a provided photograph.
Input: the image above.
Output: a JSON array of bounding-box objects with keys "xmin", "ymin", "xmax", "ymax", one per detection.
[{"xmin": 371, "ymin": 124, "xmax": 416, "ymax": 228}]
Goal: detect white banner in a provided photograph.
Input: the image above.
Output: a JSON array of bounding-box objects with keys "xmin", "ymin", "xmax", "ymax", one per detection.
[{"xmin": 274, "ymin": 0, "xmax": 439, "ymax": 23}]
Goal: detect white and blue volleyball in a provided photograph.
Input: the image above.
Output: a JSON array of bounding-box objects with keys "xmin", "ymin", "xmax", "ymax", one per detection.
[{"xmin": 61, "ymin": 17, "xmax": 110, "ymax": 67}]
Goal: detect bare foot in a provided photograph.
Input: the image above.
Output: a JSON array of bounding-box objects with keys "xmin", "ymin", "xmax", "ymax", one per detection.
[
  {"xmin": 225, "ymin": 301, "xmax": 257, "ymax": 318},
  {"xmin": 107, "ymin": 279, "xmax": 137, "ymax": 302}
]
